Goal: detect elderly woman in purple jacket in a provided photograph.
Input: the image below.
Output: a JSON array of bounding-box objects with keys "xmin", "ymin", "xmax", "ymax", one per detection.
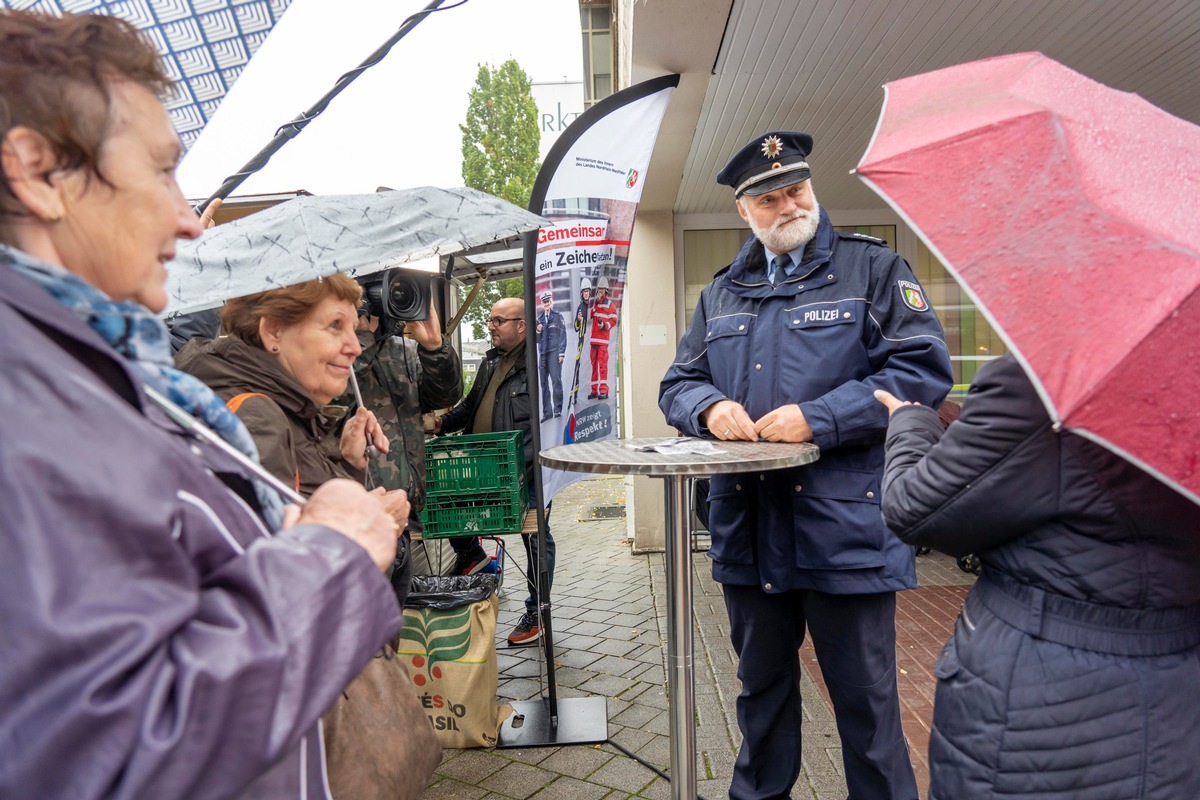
[
  {"xmin": 0, "ymin": 11, "xmax": 405, "ymax": 798},
  {"xmin": 876, "ymin": 355, "xmax": 1200, "ymax": 800}
]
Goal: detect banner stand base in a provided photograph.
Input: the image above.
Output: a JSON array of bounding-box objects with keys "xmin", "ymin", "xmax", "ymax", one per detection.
[{"xmin": 496, "ymin": 696, "xmax": 608, "ymax": 747}]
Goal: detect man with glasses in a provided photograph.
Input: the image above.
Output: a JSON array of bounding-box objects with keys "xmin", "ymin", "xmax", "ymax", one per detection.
[{"xmin": 435, "ymin": 298, "xmax": 555, "ymax": 645}]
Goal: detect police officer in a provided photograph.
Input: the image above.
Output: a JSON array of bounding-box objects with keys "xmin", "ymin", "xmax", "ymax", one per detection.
[
  {"xmin": 535, "ymin": 290, "xmax": 567, "ymax": 421},
  {"xmin": 660, "ymin": 131, "xmax": 953, "ymax": 800}
]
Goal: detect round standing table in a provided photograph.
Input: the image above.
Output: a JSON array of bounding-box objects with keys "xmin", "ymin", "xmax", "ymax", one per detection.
[{"xmin": 540, "ymin": 438, "xmax": 819, "ymax": 800}]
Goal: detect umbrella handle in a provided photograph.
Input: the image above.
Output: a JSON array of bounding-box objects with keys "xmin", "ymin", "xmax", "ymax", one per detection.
[{"xmin": 346, "ymin": 371, "xmax": 381, "ymax": 464}]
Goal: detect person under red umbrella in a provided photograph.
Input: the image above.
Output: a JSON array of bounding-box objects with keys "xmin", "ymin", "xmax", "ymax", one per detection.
[{"xmin": 876, "ymin": 359, "xmax": 1200, "ymax": 800}]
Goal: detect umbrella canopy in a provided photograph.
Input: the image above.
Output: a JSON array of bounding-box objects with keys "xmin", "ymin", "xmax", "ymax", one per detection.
[
  {"xmin": 0, "ymin": 0, "xmax": 294, "ymax": 151},
  {"xmin": 855, "ymin": 51, "xmax": 1200, "ymax": 504},
  {"xmin": 165, "ymin": 185, "xmax": 547, "ymax": 314}
]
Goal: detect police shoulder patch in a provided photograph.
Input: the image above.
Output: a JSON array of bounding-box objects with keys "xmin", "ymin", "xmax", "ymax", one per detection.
[
  {"xmin": 838, "ymin": 231, "xmax": 888, "ymax": 246},
  {"xmin": 897, "ymin": 279, "xmax": 929, "ymax": 312}
]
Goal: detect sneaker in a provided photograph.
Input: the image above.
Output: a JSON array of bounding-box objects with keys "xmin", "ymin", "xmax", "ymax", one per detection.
[
  {"xmin": 452, "ymin": 548, "xmax": 490, "ymax": 576},
  {"xmin": 506, "ymin": 611, "xmax": 541, "ymax": 645}
]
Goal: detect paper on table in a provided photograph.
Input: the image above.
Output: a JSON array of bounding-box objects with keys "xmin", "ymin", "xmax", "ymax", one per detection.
[{"xmin": 627, "ymin": 438, "xmax": 723, "ymax": 455}]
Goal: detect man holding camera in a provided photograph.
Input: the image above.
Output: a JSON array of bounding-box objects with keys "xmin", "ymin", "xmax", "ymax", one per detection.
[{"xmin": 338, "ymin": 270, "xmax": 463, "ymax": 601}]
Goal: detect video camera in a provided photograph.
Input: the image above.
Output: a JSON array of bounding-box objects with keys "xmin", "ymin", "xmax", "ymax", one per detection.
[{"xmin": 358, "ymin": 268, "xmax": 431, "ymax": 335}]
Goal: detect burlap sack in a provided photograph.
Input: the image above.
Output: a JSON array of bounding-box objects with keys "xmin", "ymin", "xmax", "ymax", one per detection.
[{"xmin": 398, "ymin": 592, "xmax": 513, "ymax": 748}]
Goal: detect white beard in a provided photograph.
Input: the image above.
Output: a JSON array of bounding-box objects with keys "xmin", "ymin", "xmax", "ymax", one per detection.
[{"xmin": 744, "ymin": 194, "xmax": 821, "ymax": 255}]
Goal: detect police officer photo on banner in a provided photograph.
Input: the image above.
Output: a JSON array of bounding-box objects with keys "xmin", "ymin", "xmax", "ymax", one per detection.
[{"xmin": 532, "ymin": 198, "xmax": 632, "ymax": 495}]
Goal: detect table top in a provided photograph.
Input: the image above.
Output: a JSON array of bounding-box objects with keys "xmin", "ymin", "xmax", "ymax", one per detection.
[{"xmin": 539, "ymin": 438, "xmax": 819, "ymax": 477}]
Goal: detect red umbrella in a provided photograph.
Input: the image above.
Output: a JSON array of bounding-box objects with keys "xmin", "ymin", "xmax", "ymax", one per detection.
[{"xmin": 854, "ymin": 52, "xmax": 1200, "ymax": 505}]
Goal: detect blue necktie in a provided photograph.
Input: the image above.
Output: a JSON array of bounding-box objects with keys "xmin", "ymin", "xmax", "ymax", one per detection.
[{"xmin": 769, "ymin": 254, "xmax": 790, "ymax": 286}]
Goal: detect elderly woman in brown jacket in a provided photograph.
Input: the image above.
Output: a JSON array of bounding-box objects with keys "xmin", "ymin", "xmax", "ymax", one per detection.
[{"xmin": 177, "ymin": 277, "xmax": 389, "ymax": 488}]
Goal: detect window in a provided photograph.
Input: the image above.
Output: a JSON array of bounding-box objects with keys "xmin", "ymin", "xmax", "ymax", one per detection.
[{"xmin": 580, "ymin": 3, "xmax": 612, "ymax": 106}]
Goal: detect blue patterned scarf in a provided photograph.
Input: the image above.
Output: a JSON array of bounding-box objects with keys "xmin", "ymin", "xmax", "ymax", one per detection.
[{"xmin": 2, "ymin": 245, "xmax": 285, "ymax": 531}]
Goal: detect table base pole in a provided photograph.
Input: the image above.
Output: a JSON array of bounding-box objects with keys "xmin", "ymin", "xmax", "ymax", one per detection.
[
  {"xmin": 663, "ymin": 474, "xmax": 696, "ymax": 800},
  {"xmin": 496, "ymin": 696, "xmax": 608, "ymax": 747}
]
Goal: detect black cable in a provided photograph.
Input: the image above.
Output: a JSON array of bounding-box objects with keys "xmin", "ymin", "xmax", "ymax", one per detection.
[
  {"xmin": 195, "ymin": 0, "xmax": 470, "ymax": 214},
  {"xmin": 268, "ymin": 0, "xmax": 470, "ymax": 139},
  {"xmin": 606, "ymin": 739, "xmax": 710, "ymax": 800}
]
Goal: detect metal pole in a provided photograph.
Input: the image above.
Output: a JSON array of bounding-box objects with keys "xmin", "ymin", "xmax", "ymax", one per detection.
[
  {"xmin": 663, "ymin": 473, "xmax": 695, "ymax": 800},
  {"xmin": 196, "ymin": 0, "xmax": 453, "ymax": 212}
]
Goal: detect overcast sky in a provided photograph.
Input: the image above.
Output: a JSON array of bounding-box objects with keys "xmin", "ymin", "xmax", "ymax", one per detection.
[{"xmin": 178, "ymin": 0, "xmax": 583, "ymax": 200}]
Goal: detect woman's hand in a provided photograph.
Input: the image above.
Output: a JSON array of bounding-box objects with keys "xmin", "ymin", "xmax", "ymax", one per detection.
[
  {"xmin": 405, "ymin": 300, "xmax": 443, "ymax": 350},
  {"xmin": 874, "ymin": 388, "xmax": 917, "ymax": 416},
  {"xmin": 371, "ymin": 486, "xmax": 410, "ymax": 527},
  {"xmin": 340, "ymin": 406, "xmax": 389, "ymax": 470},
  {"xmin": 198, "ymin": 197, "xmax": 222, "ymax": 230},
  {"xmin": 286, "ymin": 479, "xmax": 399, "ymax": 571}
]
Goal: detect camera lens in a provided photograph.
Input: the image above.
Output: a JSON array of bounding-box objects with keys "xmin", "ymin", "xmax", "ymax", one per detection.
[{"xmin": 389, "ymin": 281, "xmax": 416, "ymax": 311}]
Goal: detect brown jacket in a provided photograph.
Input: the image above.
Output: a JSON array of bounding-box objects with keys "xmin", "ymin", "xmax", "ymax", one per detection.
[{"xmin": 176, "ymin": 336, "xmax": 364, "ymax": 496}]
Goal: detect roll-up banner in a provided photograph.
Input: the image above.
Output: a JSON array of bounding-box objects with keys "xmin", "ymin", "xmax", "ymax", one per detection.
[{"xmin": 524, "ymin": 74, "xmax": 679, "ymax": 504}]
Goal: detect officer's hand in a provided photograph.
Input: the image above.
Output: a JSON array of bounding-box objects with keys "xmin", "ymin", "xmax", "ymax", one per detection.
[
  {"xmin": 407, "ymin": 300, "xmax": 443, "ymax": 350},
  {"xmin": 873, "ymin": 389, "xmax": 917, "ymax": 416},
  {"xmin": 433, "ymin": 415, "xmax": 444, "ymax": 434},
  {"xmin": 558, "ymin": 355, "xmax": 564, "ymax": 363},
  {"xmin": 754, "ymin": 405, "xmax": 813, "ymax": 443},
  {"xmin": 701, "ymin": 400, "xmax": 757, "ymax": 441},
  {"xmin": 537, "ymin": 323, "xmax": 544, "ymax": 332}
]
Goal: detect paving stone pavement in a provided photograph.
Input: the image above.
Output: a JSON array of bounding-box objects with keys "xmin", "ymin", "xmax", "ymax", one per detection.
[{"xmin": 421, "ymin": 477, "xmax": 975, "ymax": 799}]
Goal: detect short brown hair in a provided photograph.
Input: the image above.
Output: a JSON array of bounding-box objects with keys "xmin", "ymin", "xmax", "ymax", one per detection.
[
  {"xmin": 0, "ymin": 10, "xmax": 171, "ymax": 227},
  {"xmin": 221, "ymin": 274, "xmax": 364, "ymax": 347}
]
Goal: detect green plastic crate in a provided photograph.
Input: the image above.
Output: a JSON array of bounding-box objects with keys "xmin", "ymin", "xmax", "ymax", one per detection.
[
  {"xmin": 424, "ymin": 431, "xmax": 524, "ymax": 497},
  {"xmin": 420, "ymin": 485, "xmax": 528, "ymax": 537}
]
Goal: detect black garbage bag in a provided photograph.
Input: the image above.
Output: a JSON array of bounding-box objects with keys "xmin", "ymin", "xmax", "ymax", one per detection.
[{"xmin": 404, "ymin": 573, "xmax": 499, "ymax": 610}]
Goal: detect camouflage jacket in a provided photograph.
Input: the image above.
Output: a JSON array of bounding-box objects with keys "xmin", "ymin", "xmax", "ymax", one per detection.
[{"xmin": 336, "ymin": 330, "xmax": 462, "ymax": 524}]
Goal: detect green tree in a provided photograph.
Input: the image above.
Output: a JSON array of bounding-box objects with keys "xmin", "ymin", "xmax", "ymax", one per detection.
[{"xmin": 458, "ymin": 59, "xmax": 539, "ymax": 338}]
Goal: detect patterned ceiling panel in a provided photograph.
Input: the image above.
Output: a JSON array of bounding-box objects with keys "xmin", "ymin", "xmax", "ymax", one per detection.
[{"xmin": 1, "ymin": 0, "xmax": 293, "ymax": 151}]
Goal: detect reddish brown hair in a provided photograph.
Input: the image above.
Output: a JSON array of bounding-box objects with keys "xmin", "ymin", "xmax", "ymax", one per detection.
[
  {"xmin": 221, "ymin": 275, "xmax": 364, "ymax": 348},
  {"xmin": 0, "ymin": 10, "xmax": 171, "ymax": 227}
]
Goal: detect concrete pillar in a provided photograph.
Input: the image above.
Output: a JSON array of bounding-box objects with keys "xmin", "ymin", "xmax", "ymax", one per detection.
[{"xmin": 619, "ymin": 210, "xmax": 677, "ymax": 552}]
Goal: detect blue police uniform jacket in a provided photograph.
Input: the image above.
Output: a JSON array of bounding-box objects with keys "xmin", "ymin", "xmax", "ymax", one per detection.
[
  {"xmin": 537, "ymin": 308, "xmax": 568, "ymax": 357},
  {"xmin": 659, "ymin": 210, "xmax": 953, "ymax": 594}
]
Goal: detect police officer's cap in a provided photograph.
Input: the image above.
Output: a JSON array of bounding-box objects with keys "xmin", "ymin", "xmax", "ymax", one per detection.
[
  {"xmin": 716, "ymin": 131, "xmax": 813, "ymax": 198},
  {"xmin": 540, "ymin": 291, "xmax": 553, "ymax": 302}
]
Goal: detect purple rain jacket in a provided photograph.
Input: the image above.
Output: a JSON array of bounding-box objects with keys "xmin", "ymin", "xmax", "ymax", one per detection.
[{"xmin": 0, "ymin": 261, "xmax": 403, "ymax": 799}]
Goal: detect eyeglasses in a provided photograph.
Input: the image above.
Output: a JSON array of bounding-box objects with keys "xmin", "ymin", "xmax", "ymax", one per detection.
[{"xmin": 487, "ymin": 316, "xmax": 521, "ymax": 327}]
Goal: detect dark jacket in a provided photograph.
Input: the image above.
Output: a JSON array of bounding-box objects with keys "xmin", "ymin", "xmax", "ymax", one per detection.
[
  {"xmin": 660, "ymin": 211, "xmax": 953, "ymax": 593},
  {"xmin": 176, "ymin": 336, "xmax": 363, "ymax": 496},
  {"xmin": 440, "ymin": 342, "xmax": 534, "ymax": 487},
  {"xmin": 0, "ymin": 262, "xmax": 400, "ymax": 799},
  {"xmin": 880, "ymin": 354, "xmax": 1200, "ymax": 799}
]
